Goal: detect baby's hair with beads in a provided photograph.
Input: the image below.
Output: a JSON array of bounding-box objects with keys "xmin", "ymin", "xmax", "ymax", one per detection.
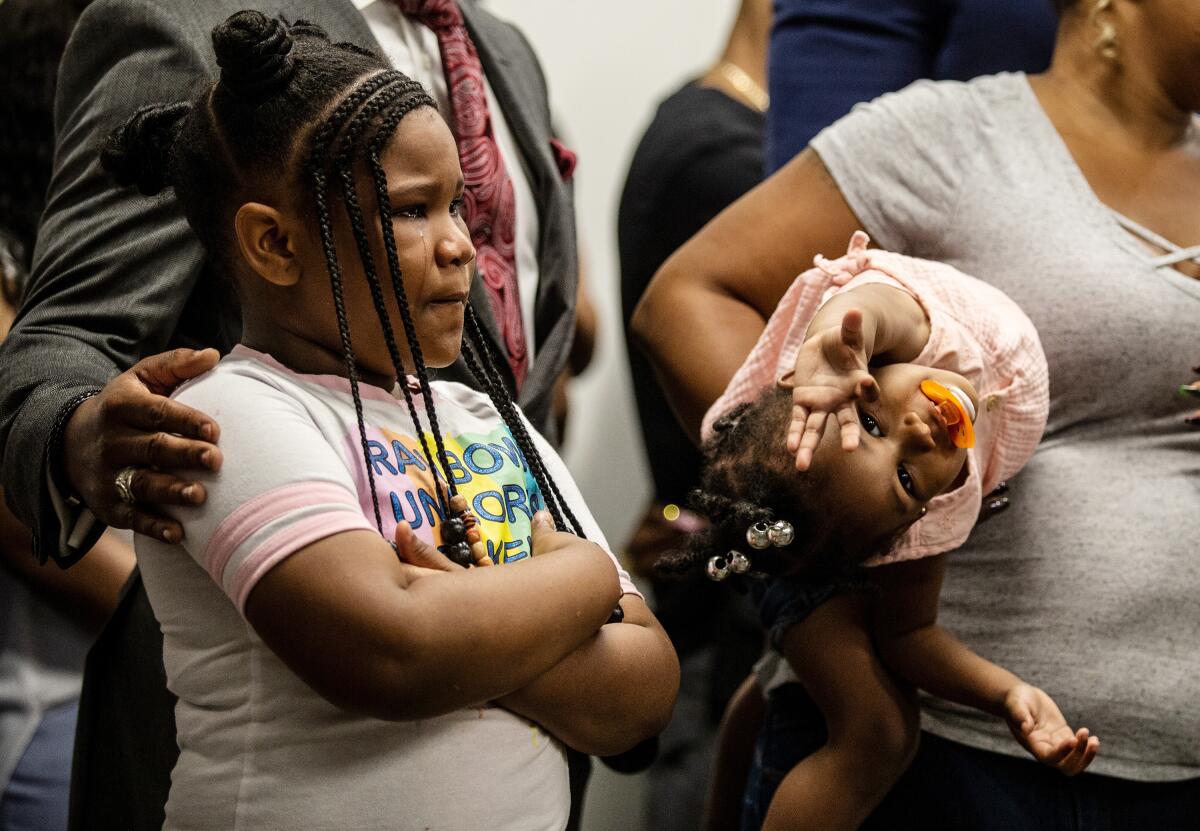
[
  {"xmin": 656, "ymin": 387, "xmax": 893, "ymax": 584},
  {"xmin": 101, "ymin": 10, "xmax": 585, "ymax": 557}
]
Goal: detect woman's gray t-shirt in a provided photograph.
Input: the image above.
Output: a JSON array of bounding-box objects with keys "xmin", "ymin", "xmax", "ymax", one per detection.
[{"xmin": 813, "ymin": 71, "xmax": 1200, "ymax": 781}]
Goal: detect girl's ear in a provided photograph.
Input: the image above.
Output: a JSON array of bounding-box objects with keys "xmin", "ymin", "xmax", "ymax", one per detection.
[{"xmin": 234, "ymin": 202, "xmax": 301, "ymax": 287}]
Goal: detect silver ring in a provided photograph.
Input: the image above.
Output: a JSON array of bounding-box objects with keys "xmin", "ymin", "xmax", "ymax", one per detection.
[{"xmin": 114, "ymin": 466, "xmax": 139, "ymax": 506}]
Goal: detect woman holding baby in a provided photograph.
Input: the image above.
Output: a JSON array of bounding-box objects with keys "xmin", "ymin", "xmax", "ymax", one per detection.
[{"xmin": 635, "ymin": 0, "xmax": 1200, "ymax": 827}]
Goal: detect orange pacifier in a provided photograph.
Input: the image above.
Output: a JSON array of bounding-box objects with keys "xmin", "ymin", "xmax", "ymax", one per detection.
[{"xmin": 919, "ymin": 379, "xmax": 976, "ymax": 449}]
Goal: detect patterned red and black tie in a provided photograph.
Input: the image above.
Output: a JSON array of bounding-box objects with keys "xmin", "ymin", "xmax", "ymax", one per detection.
[{"xmin": 391, "ymin": 0, "xmax": 529, "ymax": 390}]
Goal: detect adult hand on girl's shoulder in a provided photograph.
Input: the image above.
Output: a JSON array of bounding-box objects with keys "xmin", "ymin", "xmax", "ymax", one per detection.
[
  {"xmin": 62, "ymin": 348, "xmax": 222, "ymax": 543},
  {"xmin": 1003, "ymin": 683, "xmax": 1099, "ymax": 776},
  {"xmin": 780, "ymin": 309, "xmax": 877, "ymax": 471}
]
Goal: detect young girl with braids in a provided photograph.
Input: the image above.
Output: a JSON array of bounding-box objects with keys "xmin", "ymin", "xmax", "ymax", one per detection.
[
  {"xmin": 99, "ymin": 12, "xmax": 677, "ymax": 830},
  {"xmin": 663, "ymin": 233, "xmax": 1098, "ymax": 831}
]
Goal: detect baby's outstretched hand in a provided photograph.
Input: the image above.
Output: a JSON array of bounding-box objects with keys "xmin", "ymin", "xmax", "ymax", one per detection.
[
  {"xmin": 1004, "ymin": 683, "xmax": 1099, "ymax": 776},
  {"xmin": 783, "ymin": 309, "xmax": 877, "ymax": 471}
]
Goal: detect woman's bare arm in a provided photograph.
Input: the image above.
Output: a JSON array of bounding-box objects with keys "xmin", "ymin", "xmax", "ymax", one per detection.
[
  {"xmin": 0, "ymin": 492, "xmax": 133, "ymax": 632},
  {"xmin": 631, "ymin": 149, "xmax": 863, "ymax": 439}
]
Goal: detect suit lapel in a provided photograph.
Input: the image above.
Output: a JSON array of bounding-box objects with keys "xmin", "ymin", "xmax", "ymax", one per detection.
[{"xmin": 457, "ymin": 2, "xmax": 574, "ymax": 409}]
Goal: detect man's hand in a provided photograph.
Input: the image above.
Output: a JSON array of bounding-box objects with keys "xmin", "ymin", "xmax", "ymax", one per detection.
[
  {"xmin": 782, "ymin": 309, "xmax": 878, "ymax": 471},
  {"xmin": 61, "ymin": 348, "xmax": 222, "ymax": 542},
  {"xmin": 1004, "ymin": 683, "xmax": 1099, "ymax": 776}
]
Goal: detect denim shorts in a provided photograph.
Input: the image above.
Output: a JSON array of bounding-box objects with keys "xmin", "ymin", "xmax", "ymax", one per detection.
[{"xmin": 741, "ymin": 682, "xmax": 826, "ymax": 831}]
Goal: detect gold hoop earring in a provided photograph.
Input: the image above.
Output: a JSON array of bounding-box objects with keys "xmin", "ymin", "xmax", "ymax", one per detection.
[{"xmin": 1089, "ymin": 0, "xmax": 1119, "ymax": 62}]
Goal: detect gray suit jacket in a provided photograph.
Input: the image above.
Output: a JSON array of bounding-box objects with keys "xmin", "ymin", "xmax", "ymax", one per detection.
[{"xmin": 0, "ymin": 0, "xmax": 578, "ymax": 564}]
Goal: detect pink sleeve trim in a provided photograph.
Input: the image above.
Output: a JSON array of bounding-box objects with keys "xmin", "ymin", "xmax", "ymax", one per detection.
[
  {"xmin": 231, "ymin": 511, "xmax": 374, "ymax": 613},
  {"xmin": 204, "ymin": 481, "xmax": 365, "ymax": 586},
  {"xmin": 617, "ymin": 570, "xmax": 642, "ymax": 600}
]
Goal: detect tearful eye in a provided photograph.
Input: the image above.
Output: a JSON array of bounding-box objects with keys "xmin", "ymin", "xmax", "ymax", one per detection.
[
  {"xmin": 897, "ymin": 464, "xmax": 918, "ymax": 498},
  {"xmin": 449, "ymin": 197, "xmax": 465, "ymax": 216},
  {"xmin": 393, "ymin": 204, "xmax": 425, "ymax": 219},
  {"xmin": 857, "ymin": 407, "xmax": 883, "ymax": 438}
]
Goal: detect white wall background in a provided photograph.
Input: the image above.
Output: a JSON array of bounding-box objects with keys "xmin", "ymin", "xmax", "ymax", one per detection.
[{"xmin": 483, "ymin": 2, "xmax": 737, "ymax": 829}]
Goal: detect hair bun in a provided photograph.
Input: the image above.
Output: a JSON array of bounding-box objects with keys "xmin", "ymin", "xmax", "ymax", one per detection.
[
  {"xmin": 101, "ymin": 102, "xmax": 191, "ymax": 195},
  {"xmin": 212, "ymin": 11, "xmax": 298, "ymax": 104}
]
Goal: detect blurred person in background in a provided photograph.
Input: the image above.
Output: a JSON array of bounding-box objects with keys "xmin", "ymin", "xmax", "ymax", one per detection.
[
  {"xmin": 766, "ymin": 0, "xmax": 1057, "ymax": 172},
  {"xmin": 617, "ymin": 1, "xmax": 770, "ymax": 828},
  {"xmin": 0, "ymin": 5, "xmax": 134, "ymax": 829}
]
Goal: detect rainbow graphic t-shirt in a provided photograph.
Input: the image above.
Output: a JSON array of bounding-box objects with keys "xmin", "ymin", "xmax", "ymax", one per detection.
[
  {"xmin": 172, "ymin": 346, "xmax": 638, "ymax": 613},
  {"xmin": 364, "ymin": 422, "xmax": 544, "ymax": 564}
]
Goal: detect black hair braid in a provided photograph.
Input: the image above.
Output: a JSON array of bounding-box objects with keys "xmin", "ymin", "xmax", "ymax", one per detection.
[
  {"xmin": 364, "ymin": 104, "xmax": 461, "ymax": 505},
  {"xmin": 334, "ymin": 85, "xmax": 451, "ymax": 516},
  {"xmin": 461, "ymin": 309, "xmax": 581, "ymax": 533},
  {"xmin": 309, "ymin": 163, "xmax": 385, "ymax": 534},
  {"xmin": 306, "ymin": 71, "xmax": 396, "ymax": 172},
  {"xmin": 688, "ymin": 490, "xmax": 773, "ymax": 528},
  {"xmin": 460, "ymin": 333, "xmax": 573, "ymax": 533},
  {"xmin": 653, "ymin": 388, "xmax": 855, "ymax": 583},
  {"xmin": 460, "ymin": 307, "xmax": 585, "ymax": 536},
  {"xmin": 332, "ymin": 76, "xmax": 423, "ymax": 171},
  {"xmin": 652, "ymin": 489, "xmax": 776, "ymax": 580},
  {"xmin": 100, "ymin": 102, "xmax": 191, "ymax": 195},
  {"xmin": 301, "ymin": 71, "xmax": 417, "ymax": 537},
  {"xmin": 457, "ymin": 333, "xmax": 569, "ymax": 533},
  {"xmin": 710, "ymin": 402, "xmax": 751, "ymax": 436},
  {"xmin": 212, "ymin": 11, "xmax": 297, "ymax": 105}
]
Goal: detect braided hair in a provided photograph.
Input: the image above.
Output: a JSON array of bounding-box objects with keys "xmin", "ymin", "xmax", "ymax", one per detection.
[
  {"xmin": 656, "ymin": 387, "xmax": 896, "ymax": 585},
  {"xmin": 102, "ymin": 11, "xmax": 586, "ymax": 556}
]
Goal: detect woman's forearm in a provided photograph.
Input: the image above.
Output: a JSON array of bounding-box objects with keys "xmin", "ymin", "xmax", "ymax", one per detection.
[
  {"xmin": 632, "ymin": 279, "xmax": 765, "ymax": 440},
  {"xmin": 632, "ymin": 148, "xmax": 864, "ymax": 440},
  {"xmin": 0, "ymin": 495, "xmax": 134, "ymax": 633},
  {"xmin": 496, "ymin": 596, "xmax": 679, "ymax": 756}
]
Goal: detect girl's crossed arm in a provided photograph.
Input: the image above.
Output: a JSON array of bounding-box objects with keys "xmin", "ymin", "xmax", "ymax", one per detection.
[
  {"xmin": 390, "ymin": 513, "xmax": 679, "ymax": 756},
  {"xmin": 244, "ymin": 519, "xmax": 624, "ymax": 722},
  {"xmin": 496, "ymin": 589, "xmax": 678, "ymax": 757}
]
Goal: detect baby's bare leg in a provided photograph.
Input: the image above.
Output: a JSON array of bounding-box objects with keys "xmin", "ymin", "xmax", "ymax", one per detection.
[{"xmin": 762, "ymin": 593, "xmax": 918, "ymax": 831}]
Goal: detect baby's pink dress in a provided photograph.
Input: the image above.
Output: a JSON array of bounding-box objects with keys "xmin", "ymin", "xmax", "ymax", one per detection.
[{"xmin": 703, "ymin": 232, "xmax": 1049, "ymax": 565}]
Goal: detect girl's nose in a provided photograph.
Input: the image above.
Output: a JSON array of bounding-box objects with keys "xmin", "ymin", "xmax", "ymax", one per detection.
[
  {"xmin": 435, "ymin": 223, "xmax": 475, "ymax": 269},
  {"xmin": 899, "ymin": 411, "xmax": 937, "ymax": 454}
]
